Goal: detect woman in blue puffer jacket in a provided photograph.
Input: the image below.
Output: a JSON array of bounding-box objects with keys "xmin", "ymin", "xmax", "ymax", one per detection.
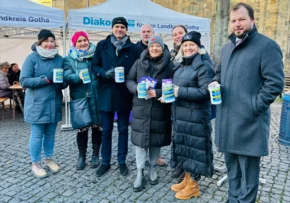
[{"xmin": 20, "ymin": 29, "xmax": 67, "ymax": 178}]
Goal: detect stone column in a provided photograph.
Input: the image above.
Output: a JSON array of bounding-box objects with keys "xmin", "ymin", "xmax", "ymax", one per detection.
[{"xmin": 276, "ymin": 0, "xmax": 290, "ymax": 75}]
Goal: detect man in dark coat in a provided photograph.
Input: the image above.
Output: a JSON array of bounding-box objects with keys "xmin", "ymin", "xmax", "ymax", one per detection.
[
  {"xmin": 92, "ymin": 17, "xmax": 139, "ymax": 177},
  {"xmin": 210, "ymin": 3, "xmax": 284, "ymax": 203}
]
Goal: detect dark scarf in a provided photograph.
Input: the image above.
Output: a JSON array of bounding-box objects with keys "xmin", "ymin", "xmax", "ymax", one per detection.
[
  {"xmin": 170, "ymin": 44, "xmax": 181, "ymax": 61},
  {"xmin": 110, "ymin": 34, "xmax": 128, "ymax": 56}
]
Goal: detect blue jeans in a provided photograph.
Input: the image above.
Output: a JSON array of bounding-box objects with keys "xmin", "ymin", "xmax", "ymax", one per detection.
[
  {"xmin": 100, "ymin": 111, "xmax": 130, "ymax": 165},
  {"xmin": 29, "ymin": 123, "xmax": 58, "ymax": 163}
]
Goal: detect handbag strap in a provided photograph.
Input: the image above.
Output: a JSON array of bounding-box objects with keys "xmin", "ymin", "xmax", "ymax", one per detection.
[{"xmin": 74, "ymin": 60, "xmax": 90, "ymax": 96}]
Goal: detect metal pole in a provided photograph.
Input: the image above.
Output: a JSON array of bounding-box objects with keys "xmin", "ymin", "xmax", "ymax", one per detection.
[{"xmin": 61, "ymin": 23, "xmax": 73, "ymax": 131}]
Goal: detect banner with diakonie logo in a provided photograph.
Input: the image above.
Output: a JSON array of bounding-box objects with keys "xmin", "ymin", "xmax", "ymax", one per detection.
[{"xmin": 68, "ymin": 0, "xmax": 210, "ymax": 34}]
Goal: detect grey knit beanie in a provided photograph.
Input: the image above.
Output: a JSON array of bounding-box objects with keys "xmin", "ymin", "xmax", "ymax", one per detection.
[{"xmin": 148, "ymin": 36, "xmax": 164, "ymax": 50}]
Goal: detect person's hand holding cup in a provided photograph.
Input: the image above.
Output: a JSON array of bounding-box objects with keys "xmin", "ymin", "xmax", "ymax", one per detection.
[
  {"xmin": 79, "ymin": 69, "xmax": 91, "ymax": 84},
  {"xmin": 208, "ymin": 81, "xmax": 222, "ymax": 105}
]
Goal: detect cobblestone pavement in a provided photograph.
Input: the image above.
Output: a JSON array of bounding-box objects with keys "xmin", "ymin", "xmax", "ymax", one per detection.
[{"xmin": 0, "ymin": 102, "xmax": 289, "ymax": 203}]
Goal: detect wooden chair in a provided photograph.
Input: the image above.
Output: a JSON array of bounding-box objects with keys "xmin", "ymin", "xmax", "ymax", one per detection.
[{"xmin": 0, "ymin": 97, "xmax": 9, "ymax": 121}]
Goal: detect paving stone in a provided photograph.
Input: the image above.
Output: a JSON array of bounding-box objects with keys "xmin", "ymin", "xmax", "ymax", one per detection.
[{"xmin": 0, "ymin": 103, "xmax": 288, "ymax": 202}]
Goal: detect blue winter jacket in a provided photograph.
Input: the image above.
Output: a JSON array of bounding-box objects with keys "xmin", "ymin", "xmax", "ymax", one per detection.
[
  {"xmin": 63, "ymin": 56, "xmax": 101, "ymax": 125},
  {"xmin": 20, "ymin": 47, "xmax": 66, "ymax": 124}
]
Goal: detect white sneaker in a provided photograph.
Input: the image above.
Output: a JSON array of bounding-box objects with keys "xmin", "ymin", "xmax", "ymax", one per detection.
[
  {"xmin": 32, "ymin": 162, "xmax": 47, "ymax": 178},
  {"xmin": 45, "ymin": 159, "xmax": 60, "ymax": 173}
]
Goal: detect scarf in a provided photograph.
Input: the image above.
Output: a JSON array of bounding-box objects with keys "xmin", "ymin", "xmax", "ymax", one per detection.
[
  {"xmin": 68, "ymin": 42, "xmax": 96, "ymax": 61},
  {"xmin": 110, "ymin": 34, "xmax": 128, "ymax": 55},
  {"xmin": 170, "ymin": 44, "xmax": 181, "ymax": 61},
  {"xmin": 36, "ymin": 46, "xmax": 58, "ymax": 58}
]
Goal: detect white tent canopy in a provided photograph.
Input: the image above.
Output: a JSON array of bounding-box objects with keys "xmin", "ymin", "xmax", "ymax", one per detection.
[
  {"xmin": 0, "ymin": 0, "xmax": 65, "ymax": 29},
  {"xmin": 68, "ymin": 0, "xmax": 210, "ymax": 34},
  {"xmin": 0, "ymin": 0, "xmax": 70, "ymax": 130}
]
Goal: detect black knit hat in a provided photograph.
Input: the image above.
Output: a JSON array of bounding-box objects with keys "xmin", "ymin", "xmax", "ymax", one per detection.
[
  {"xmin": 181, "ymin": 31, "xmax": 201, "ymax": 47},
  {"xmin": 38, "ymin": 29, "xmax": 55, "ymax": 40},
  {"xmin": 111, "ymin": 17, "xmax": 128, "ymax": 30}
]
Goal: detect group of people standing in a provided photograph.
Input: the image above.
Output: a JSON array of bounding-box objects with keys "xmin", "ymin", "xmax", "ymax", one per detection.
[{"xmin": 18, "ymin": 2, "xmax": 284, "ymax": 202}]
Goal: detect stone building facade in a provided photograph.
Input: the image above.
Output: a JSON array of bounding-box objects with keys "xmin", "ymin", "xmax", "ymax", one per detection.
[{"xmin": 51, "ymin": 0, "xmax": 290, "ymax": 75}]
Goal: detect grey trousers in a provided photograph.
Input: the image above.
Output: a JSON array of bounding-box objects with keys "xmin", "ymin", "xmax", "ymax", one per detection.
[
  {"xmin": 135, "ymin": 146, "xmax": 160, "ymax": 169},
  {"xmin": 224, "ymin": 153, "xmax": 261, "ymax": 203}
]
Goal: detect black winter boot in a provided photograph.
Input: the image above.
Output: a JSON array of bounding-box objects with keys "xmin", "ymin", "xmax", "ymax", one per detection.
[
  {"xmin": 76, "ymin": 129, "xmax": 88, "ymax": 170},
  {"xmin": 76, "ymin": 156, "xmax": 86, "ymax": 170},
  {"xmin": 91, "ymin": 126, "xmax": 102, "ymax": 168}
]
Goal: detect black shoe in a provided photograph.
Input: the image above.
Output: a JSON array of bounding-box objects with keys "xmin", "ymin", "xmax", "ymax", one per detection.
[
  {"xmin": 119, "ymin": 164, "xmax": 129, "ymax": 176},
  {"xmin": 96, "ymin": 164, "xmax": 110, "ymax": 177},
  {"xmin": 91, "ymin": 154, "xmax": 99, "ymax": 168},
  {"xmin": 76, "ymin": 156, "xmax": 86, "ymax": 170},
  {"xmin": 171, "ymin": 167, "xmax": 184, "ymax": 178},
  {"xmin": 148, "ymin": 177, "xmax": 158, "ymax": 185},
  {"xmin": 133, "ymin": 169, "xmax": 146, "ymax": 192}
]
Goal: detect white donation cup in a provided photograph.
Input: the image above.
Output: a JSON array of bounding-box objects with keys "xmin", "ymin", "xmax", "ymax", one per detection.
[
  {"xmin": 53, "ymin": 68, "xmax": 63, "ymax": 83},
  {"xmin": 114, "ymin": 67, "xmax": 125, "ymax": 83},
  {"xmin": 80, "ymin": 68, "xmax": 91, "ymax": 84},
  {"xmin": 208, "ymin": 83, "xmax": 222, "ymax": 105}
]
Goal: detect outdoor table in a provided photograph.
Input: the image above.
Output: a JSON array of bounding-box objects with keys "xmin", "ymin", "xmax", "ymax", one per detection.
[{"xmin": 9, "ymin": 83, "xmax": 25, "ymax": 120}]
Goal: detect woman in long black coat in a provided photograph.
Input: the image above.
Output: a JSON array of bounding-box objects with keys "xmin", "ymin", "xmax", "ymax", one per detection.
[
  {"xmin": 170, "ymin": 31, "xmax": 214, "ymax": 200},
  {"xmin": 126, "ymin": 36, "xmax": 173, "ymax": 192}
]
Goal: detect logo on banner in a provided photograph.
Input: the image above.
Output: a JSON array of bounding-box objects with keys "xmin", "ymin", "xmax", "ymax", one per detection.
[
  {"xmin": 128, "ymin": 20, "xmax": 135, "ymax": 28},
  {"xmin": 83, "ymin": 17, "xmax": 135, "ymax": 28}
]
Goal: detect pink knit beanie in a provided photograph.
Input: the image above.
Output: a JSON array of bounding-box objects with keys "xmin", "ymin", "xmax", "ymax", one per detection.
[{"xmin": 71, "ymin": 31, "xmax": 89, "ymax": 46}]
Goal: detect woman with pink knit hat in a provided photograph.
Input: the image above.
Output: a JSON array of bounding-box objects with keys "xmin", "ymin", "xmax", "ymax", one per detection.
[{"xmin": 64, "ymin": 31, "xmax": 102, "ymax": 170}]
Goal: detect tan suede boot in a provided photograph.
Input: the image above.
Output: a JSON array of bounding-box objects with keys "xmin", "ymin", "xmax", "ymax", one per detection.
[
  {"xmin": 171, "ymin": 172, "xmax": 190, "ymax": 192},
  {"xmin": 175, "ymin": 175, "xmax": 200, "ymax": 200}
]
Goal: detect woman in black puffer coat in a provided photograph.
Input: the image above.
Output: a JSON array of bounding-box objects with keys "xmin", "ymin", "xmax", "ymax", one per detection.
[
  {"xmin": 170, "ymin": 31, "xmax": 214, "ymax": 200},
  {"xmin": 127, "ymin": 36, "xmax": 173, "ymax": 192}
]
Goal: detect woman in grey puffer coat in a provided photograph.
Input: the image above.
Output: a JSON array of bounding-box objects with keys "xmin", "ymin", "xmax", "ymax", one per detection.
[
  {"xmin": 170, "ymin": 31, "xmax": 214, "ymax": 200},
  {"xmin": 64, "ymin": 31, "xmax": 102, "ymax": 170}
]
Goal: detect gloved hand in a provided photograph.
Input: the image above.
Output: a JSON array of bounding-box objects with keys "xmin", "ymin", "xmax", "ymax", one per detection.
[
  {"xmin": 105, "ymin": 69, "xmax": 115, "ymax": 79},
  {"xmin": 45, "ymin": 71, "xmax": 53, "ymax": 82},
  {"xmin": 173, "ymin": 85, "xmax": 179, "ymax": 97}
]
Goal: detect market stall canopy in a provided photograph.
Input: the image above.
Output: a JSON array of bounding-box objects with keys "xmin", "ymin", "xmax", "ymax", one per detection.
[{"xmin": 0, "ymin": 0, "xmax": 65, "ymax": 29}]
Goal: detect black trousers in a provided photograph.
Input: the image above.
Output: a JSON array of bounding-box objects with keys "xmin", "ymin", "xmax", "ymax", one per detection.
[
  {"xmin": 224, "ymin": 153, "xmax": 261, "ymax": 203},
  {"xmin": 77, "ymin": 126, "xmax": 102, "ymax": 155}
]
